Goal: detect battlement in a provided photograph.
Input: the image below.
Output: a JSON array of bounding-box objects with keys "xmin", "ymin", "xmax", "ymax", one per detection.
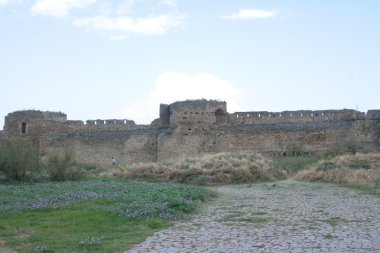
[
  {"xmin": 367, "ymin": 110, "xmax": 380, "ymax": 119},
  {"xmin": 228, "ymin": 109, "xmax": 365, "ymax": 125},
  {"xmin": 2, "ymin": 100, "xmax": 379, "ymax": 166},
  {"xmin": 159, "ymin": 99, "xmax": 227, "ymax": 126}
]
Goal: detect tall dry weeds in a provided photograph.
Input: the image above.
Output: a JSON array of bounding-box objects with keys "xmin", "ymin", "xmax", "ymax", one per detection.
[
  {"xmin": 294, "ymin": 153, "xmax": 380, "ymax": 188},
  {"xmin": 100, "ymin": 152, "xmax": 286, "ymax": 185}
]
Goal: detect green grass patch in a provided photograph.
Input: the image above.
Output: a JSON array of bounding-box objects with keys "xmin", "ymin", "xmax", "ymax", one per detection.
[
  {"xmin": 0, "ymin": 179, "xmax": 215, "ymax": 252},
  {"xmin": 251, "ymin": 211, "xmax": 267, "ymax": 215},
  {"xmin": 271, "ymin": 156, "xmax": 319, "ymax": 176},
  {"xmin": 238, "ymin": 217, "xmax": 271, "ymax": 223},
  {"xmin": 0, "ymin": 203, "xmax": 169, "ymax": 253},
  {"xmin": 323, "ymin": 217, "xmax": 343, "ymax": 227},
  {"xmin": 323, "ymin": 233, "xmax": 334, "ymax": 239}
]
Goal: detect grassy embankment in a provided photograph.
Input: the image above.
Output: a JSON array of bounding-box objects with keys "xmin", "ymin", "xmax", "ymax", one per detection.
[
  {"xmin": 294, "ymin": 153, "xmax": 380, "ymax": 194},
  {"xmin": 100, "ymin": 152, "xmax": 287, "ymax": 185},
  {"xmin": 100, "ymin": 150, "xmax": 379, "ymax": 194},
  {"xmin": 0, "ymin": 179, "xmax": 215, "ymax": 253}
]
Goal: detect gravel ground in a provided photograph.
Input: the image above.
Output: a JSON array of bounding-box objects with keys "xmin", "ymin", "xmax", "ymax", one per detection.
[{"xmin": 126, "ymin": 180, "xmax": 380, "ymax": 253}]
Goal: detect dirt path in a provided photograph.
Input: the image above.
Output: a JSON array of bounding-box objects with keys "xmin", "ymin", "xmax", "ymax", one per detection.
[{"xmin": 126, "ymin": 180, "xmax": 380, "ymax": 253}]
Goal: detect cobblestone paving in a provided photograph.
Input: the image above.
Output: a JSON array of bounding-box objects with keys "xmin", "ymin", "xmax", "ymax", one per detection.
[{"xmin": 126, "ymin": 180, "xmax": 380, "ymax": 253}]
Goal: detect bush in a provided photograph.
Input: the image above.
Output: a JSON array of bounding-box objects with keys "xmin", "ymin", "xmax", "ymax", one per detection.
[
  {"xmin": 0, "ymin": 138, "xmax": 39, "ymax": 181},
  {"xmin": 46, "ymin": 153, "xmax": 84, "ymax": 181}
]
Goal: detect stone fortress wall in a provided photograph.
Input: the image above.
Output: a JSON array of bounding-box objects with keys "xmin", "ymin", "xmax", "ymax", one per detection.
[{"xmin": 1, "ymin": 100, "xmax": 379, "ymax": 166}]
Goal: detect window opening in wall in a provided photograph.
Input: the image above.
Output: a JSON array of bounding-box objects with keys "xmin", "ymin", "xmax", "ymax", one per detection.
[
  {"xmin": 311, "ymin": 113, "xmax": 313, "ymax": 117},
  {"xmin": 236, "ymin": 114, "xmax": 239, "ymax": 118},
  {"xmin": 300, "ymin": 113, "xmax": 303, "ymax": 117},
  {"xmin": 21, "ymin": 122, "xmax": 26, "ymax": 133},
  {"xmin": 259, "ymin": 113, "xmax": 261, "ymax": 118},
  {"xmin": 279, "ymin": 114, "xmax": 282, "ymax": 117},
  {"xmin": 321, "ymin": 113, "xmax": 324, "ymax": 117},
  {"xmin": 247, "ymin": 114, "xmax": 249, "ymax": 117},
  {"xmin": 269, "ymin": 114, "xmax": 271, "ymax": 117},
  {"xmin": 290, "ymin": 113, "xmax": 293, "ymax": 117},
  {"xmin": 124, "ymin": 120, "xmax": 127, "ymax": 124}
]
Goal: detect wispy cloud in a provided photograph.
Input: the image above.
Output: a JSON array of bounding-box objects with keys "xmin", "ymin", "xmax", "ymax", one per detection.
[
  {"xmin": 0, "ymin": 0, "xmax": 22, "ymax": 7},
  {"xmin": 74, "ymin": 12, "xmax": 185, "ymax": 38},
  {"xmin": 221, "ymin": 9, "xmax": 279, "ymax": 20},
  {"xmin": 160, "ymin": 0, "xmax": 177, "ymax": 6},
  {"xmin": 121, "ymin": 72, "xmax": 242, "ymax": 123},
  {"xmin": 31, "ymin": 0, "xmax": 98, "ymax": 18}
]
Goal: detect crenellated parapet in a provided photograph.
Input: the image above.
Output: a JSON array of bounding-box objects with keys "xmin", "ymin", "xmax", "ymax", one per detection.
[{"xmin": 228, "ymin": 109, "xmax": 365, "ymax": 125}]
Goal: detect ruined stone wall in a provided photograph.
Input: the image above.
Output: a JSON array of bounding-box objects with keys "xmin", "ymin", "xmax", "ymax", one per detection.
[
  {"xmin": 3, "ymin": 110, "xmax": 143, "ymax": 138},
  {"xmin": 164, "ymin": 100, "xmax": 227, "ymax": 126},
  {"xmin": 40, "ymin": 128, "xmax": 157, "ymax": 166},
  {"xmin": 3, "ymin": 111, "xmax": 67, "ymax": 145},
  {"xmin": 367, "ymin": 110, "xmax": 380, "ymax": 119},
  {"xmin": 228, "ymin": 109, "xmax": 364, "ymax": 125},
  {"xmin": 2, "ymin": 100, "xmax": 380, "ymax": 166},
  {"xmin": 157, "ymin": 119, "xmax": 379, "ymax": 161}
]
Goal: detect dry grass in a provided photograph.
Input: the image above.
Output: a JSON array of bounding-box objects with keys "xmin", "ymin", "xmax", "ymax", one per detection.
[
  {"xmin": 99, "ymin": 152, "xmax": 286, "ymax": 185},
  {"xmin": 294, "ymin": 153, "xmax": 380, "ymax": 189}
]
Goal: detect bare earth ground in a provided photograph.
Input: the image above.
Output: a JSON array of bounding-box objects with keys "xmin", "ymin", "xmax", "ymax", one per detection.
[
  {"xmin": 126, "ymin": 180, "xmax": 380, "ymax": 253},
  {"xmin": 0, "ymin": 238, "xmax": 15, "ymax": 253}
]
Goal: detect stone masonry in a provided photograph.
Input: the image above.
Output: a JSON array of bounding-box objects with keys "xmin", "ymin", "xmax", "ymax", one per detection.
[{"xmin": 1, "ymin": 100, "xmax": 379, "ymax": 166}]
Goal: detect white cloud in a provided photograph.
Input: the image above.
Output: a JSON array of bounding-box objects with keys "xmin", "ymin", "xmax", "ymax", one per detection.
[
  {"xmin": 73, "ymin": 12, "xmax": 184, "ymax": 37},
  {"xmin": 31, "ymin": 0, "xmax": 97, "ymax": 17},
  {"xmin": 160, "ymin": 0, "xmax": 176, "ymax": 6},
  {"xmin": 221, "ymin": 9, "xmax": 279, "ymax": 20},
  {"xmin": 0, "ymin": 0, "xmax": 22, "ymax": 7},
  {"xmin": 0, "ymin": 0, "xmax": 9, "ymax": 6},
  {"xmin": 121, "ymin": 72, "xmax": 243, "ymax": 123}
]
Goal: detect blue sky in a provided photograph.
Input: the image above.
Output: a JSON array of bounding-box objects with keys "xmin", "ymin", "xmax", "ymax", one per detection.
[{"xmin": 1, "ymin": 0, "xmax": 379, "ymax": 129}]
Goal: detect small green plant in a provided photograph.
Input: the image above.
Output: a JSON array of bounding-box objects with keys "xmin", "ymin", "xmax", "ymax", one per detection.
[
  {"xmin": 46, "ymin": 153, "xmax": 84, "ymax": 181},
  {"xmin": 350, "ymin": 160, "xmax": 370, "ymax": 170},
  {"xmin": 324, "ymin": 161, "xmax": 337, "ymax": 170},
  {"xmin": 344, "ymin": 140, "xmax": 361, "ymax": 155},
  {"xmin": 286, "ymin": 142, "xmax": 304, "ymax": 156},
  {"xmin": 0, "ymin": 138, "xmax": 39, "ymax": 181}
]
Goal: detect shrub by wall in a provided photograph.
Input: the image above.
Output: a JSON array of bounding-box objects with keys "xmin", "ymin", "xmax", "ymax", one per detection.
[{"xmin": 0, "ymin": 138, "xmax": 39, "ymax": 181}]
